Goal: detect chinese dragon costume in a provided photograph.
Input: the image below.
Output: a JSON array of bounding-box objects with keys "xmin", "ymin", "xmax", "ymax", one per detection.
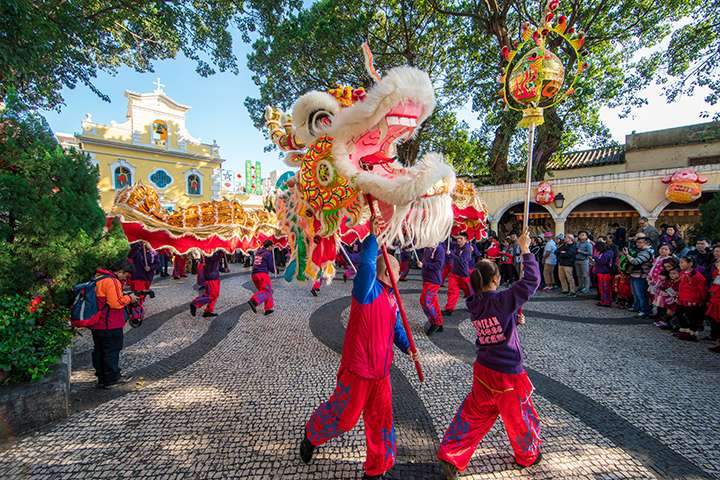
[
  {"xmin": 109, "ymin": 182, "xmax": 284, "ymax": 254},
  {"xmin": 267, "ymin": 50, "xmax": 457, "ymax": 283}
]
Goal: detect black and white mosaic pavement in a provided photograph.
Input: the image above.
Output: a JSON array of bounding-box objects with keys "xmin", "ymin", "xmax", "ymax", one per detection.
[{"xmin": 1, "ymin": 265, "xmax": 718, "ymax": 479}]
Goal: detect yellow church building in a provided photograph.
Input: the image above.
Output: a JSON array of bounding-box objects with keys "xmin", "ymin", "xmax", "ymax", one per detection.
[{"xmin": 56, "ymin": 80, "xmax": 224, "ymax": 212}]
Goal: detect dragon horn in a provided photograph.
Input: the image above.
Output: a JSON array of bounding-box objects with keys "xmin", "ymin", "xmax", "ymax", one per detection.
[
  {"xmin": 264, "ymin": 106, "xmax": 305, "ymax": 151},
  {"xmin": 362, "ymin": 42, "xmax": 382, "ymax": 82}
]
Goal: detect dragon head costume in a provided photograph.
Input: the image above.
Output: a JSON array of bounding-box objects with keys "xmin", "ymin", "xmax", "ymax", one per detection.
[{"xmin": 267, "ymin": 47, "xmax": 456, "ymax": 283}]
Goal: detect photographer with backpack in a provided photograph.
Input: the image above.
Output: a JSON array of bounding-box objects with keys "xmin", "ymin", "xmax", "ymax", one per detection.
[{"xmin": 73, "ymin": 260, "xmax": 137, "ymax": 388}]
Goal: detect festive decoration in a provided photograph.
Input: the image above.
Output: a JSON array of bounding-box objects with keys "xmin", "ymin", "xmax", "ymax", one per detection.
[
  {"xmin": 662, "ymin": 168, "xmax": 708, "ymax": 204},
  {"xmin": 265, "ymin": 44, "xmax": 456, "ymax": 284},
  {"xmin": 451, "ymin": 179, "xmax": 488, "ymax": 240},
  {"xmin": 498, "ymin": 0, "xmax": 589, "ymax": 230},
  {"xmin": 109, "ymin": 183, "xmax": 284, "ymax": 254},
  {"xmin": 535, "ymin": 181, "xmax": 555, "ymax": 205}
]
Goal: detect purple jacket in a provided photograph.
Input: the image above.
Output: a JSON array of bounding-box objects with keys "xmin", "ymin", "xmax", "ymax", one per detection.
[
  {"xmin": 467, "ymin": 253, "xmax": 540, "ymax": 374},
  {"xmin": 449, "ymin": 243, "xmax": 473, "ymax": 277},
  {"xmin": 252, "ymin": 248, "xmax": 275, "ymax": 274},
  {"xmin": 593, "ymin": 250, "xmax": 615, "ymax": 275},
  {"xmin": 203, "ymin": 252, "xmax": 223, "ymax": 281},
  {"xmin": 128, "ymin": 242, "xmax": 159, "ymax": 282},
  {"xmin": 422, "ymin": 244, "xmax": 446, "ymax": 285}
]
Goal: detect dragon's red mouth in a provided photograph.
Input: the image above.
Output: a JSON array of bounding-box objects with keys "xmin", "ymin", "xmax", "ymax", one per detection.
[{"xmin": 349, "ymin": 100, "xmax": 423, "ymax": 168}]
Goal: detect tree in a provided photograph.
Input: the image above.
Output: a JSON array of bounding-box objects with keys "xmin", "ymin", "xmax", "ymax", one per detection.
[
  {"xmin": 245, "ymin": 0, "xmax": 484, "ymax": 165},
  {"xmin": 0, "ymin": 92, "xmax": 128, "ymax": 304},
  {"xmin": 0, "ymin": 0, "xmax": 299, "ymax": 110},
  {"xmin": 653, "ymin": 0, "xmax": 720, "ymax": 118},
  {"xmin": 429, "ymin": 0, "xmax": 694, "ymax": 179},
  {"xmin": 694, "ymin": 191, "xmax": 720, "ymax": 241}
]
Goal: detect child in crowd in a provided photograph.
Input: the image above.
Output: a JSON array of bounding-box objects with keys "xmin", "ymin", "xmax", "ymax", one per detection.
[
  {"xmin": 648, "ymin": 244, "xmax": 674, "ymax": 310},
  {"xmin": 653, "ymin": 268, "xmax": 680, "ymax": 330},
  {"xmin": 593, "ymin": 241, "xmax": 615, "ymax": 307},
  {"xmin": 613, "ymin": 255, "xmax": 633, "ymax": 308},
  {"xmin": 675, "ymin": 256, "xmax": 708, "ymax": 342}
]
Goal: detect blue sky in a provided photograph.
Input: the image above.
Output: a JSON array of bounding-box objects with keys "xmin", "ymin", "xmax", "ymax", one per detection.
[{"xmin": 42, "ymin": 36, "xmax": 719, "ymax": 176}]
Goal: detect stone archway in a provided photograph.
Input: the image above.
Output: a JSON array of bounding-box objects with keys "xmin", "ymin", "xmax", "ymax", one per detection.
[
  {"xmin": 494, "ymin": 201, "xmax": 559, "ymax": 237},
  {"xmin": 559, "ymin": 192, "xmax": 648, "ymax": 238},
  {"xmin": 559, "ymin": 191, "xmax": 650, "ymax": 222}
]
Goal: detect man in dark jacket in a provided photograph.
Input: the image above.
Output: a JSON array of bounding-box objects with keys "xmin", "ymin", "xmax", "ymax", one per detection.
[
  {"xmin": 688, "ymin": 237, "xmax": 713, "ymax": 281},
  {"xmin": 557, "ymin": 234, "xmax": 578, "ymax": 295},
  {"xmin": 625, "ymin": 236, "xmax": 654, "ymax": 317}
]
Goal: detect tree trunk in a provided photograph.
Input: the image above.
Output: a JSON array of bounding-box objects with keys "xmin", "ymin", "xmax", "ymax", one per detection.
[
  {"xmin": 397, "ymin": 134, "xmax": 421, "ymax": 166},
  {"xmin": 488, "ymin": 111, "xmax": 520, "ymax": 182},
  {"xmin": 532, "ymin": 108, "xmax": 563, "ymax": 181}
]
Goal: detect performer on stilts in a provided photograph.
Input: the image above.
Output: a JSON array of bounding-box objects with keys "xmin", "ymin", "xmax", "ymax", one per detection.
[
  {"xmin": 421, "ymin": 241, "xmax": 446, "ymax": 336},
  {"xmin": 189, "ymin": 251, "xmax": 223, "ymax": 318},
  {"xmin": 443, "ymin": 231, "xmax": 473, "ymax": 316},
  {"xmin": 127, "ymin": 241, "xmax": 159, "ymax": 306},
  {"xmin": 300, "ymin": 225, "xmax": 419, "ymax": 480},
  {"xmin": 248, "ymin": 240, "xmax": 276, "ymax": 315},
  {"xmin": 437, "ymin": 230, "xmax": 542, "ymax": 479}
]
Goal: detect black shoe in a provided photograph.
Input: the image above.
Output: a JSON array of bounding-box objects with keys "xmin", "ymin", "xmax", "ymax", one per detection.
[
  {"xmin": 299, "ymin": 436, "xmax": 315, "ymax": 464},
  {"xmin": 437, "ymin": 325, "xmax": 444, "ymax": 332},
  {"xmin": 248, "ymin": 300, "xmax": 258, "ymax": 314},
  {"xmin": 103, "ymin": 375, "xmax": 134, "ymax": 389},
  {"xmin": 440, "ymin": 460, "xmax": 459, "ymax": 480},
  {"xmin": 190, "ymin": 303, "xmax": 197, "ymax": 317},
  {"xmin": 424, "ymin": 322, "xmax": 439, "ymax": 336},
  {"xmin": 442, "ymin": 309, "xmax": 453, "ymax": 316},
  {"xmin": 362, "ymin": 474, "xmax": 385, "ymax": 480},
  {"xmin": 264, "ymin": 309, "xmax": 274, "ymax": 316},
  {"xmin": 311, "ymin": 288, "xmax": 318, "ymax": 297},
  {"xmin": 514, "ymin": 453, "xmax": 543, "ymax": 470},
  {"xmin": 203, "ymin": 311, "xmax": 218, "ymax": 318},
  {"xmin": 709, "ymin": 345, "xmax": 720, "ymax": 353}
]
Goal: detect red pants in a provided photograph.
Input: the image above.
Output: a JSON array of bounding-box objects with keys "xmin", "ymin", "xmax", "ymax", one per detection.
[
  {"xmin": 399, "ymin": 260, "xmax": 410, "ymax": 280},
  {"xmin": 173, "ymin": 256, "xmax": 187, "ymax": 278},
  {"xmin": 597, "ymin": 273, "xmax": 612, "ymax": 306},
  {"xmin": 128, "ymin": 279, "xmax": 151, "ymax": 306},
  {"xmin": 192, "ymin": 279, "xmax": 220, "ymax": 313},
  {"xmin": 438, "ymin": 362, "xmax": 541, "ymax": 471},
  {"xmin": 312, "ymin": 279, "xmax": 322, "ymax": 291},
  {"xmin": 420, "ymin": 282, "xmax": 443, "ymax": 326},
  {"xmin": 251, "ymin": 272, "xmax": 274, "ymax": 311},
  {"xmin": 445, "ymin": 273, "xmax": 471, "ymax": 312},
  {"xmin": 306, "ymin": 368, "xmax": 395, "ymax": 476}
]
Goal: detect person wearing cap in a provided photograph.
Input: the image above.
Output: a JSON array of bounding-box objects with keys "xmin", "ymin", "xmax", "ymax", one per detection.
[{"xmin": 541, "ymin": 232, "xmax": 557, "ymax": 291}]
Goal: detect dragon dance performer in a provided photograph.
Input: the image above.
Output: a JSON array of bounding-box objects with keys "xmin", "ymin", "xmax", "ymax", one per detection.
[
  {"xmin": 443, "ymin": 232, "xmax": 473, "ymax": 316},
  {"xmin": 127, "ymin": 242, "xmax": 159, "ymax": 306},
  {"xmin": 399, "ymin": 249, "xmax": 411, "ymax": 281},
  {"xmin": 421, "ymin": 242, "xmax": 446, "ymax": 336},
  {"xmin": 172, "ymin": 253, "xmax": 188, "ymax": 280},
  {"xmin": 189, "ymin": 251, "xmax": 223, "ymax": 318},
  {"xmin": 342, "ymin": 242, "xmax": 361, "ymax": 282},
  {"xmin": 300, "ymin": 229, "xmax": 419, "ymax": 480},
  {"xmin": 438, "ymin": 230, "xmax": 542, "ymax": 479},
  {"xmin": 248, "ymin": 240, "xmax": 276, "ymax": 315}
]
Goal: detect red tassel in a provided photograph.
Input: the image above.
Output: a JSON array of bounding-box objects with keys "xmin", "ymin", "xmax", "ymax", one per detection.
[
  {"xmin": 546, "ymin": 12, "xmax": 555, "ymax": 22},
  {"xmin": 501, "ymin": 45, "xmax": 510, "ymax": 61}
]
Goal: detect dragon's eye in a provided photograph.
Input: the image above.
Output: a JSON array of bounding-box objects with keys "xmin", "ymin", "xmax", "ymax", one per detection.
[{"xmin": 308, "ymin": 109, "xmax": 333, "ymax": 137}]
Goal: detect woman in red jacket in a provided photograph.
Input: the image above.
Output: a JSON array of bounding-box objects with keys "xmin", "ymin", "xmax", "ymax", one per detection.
[{"xmin": 675, "ymin": 256, "xmax": 708, "ymax": 342}]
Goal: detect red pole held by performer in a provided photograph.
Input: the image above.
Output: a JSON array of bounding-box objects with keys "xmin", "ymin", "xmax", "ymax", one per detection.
[{"xmin": 365, "ymin": 194, "xmax": 424, "ymax": 383}]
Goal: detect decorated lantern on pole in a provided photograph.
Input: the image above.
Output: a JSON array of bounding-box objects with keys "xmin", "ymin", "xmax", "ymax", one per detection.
[
  {"xmin": 535, "ymin": 181, "xmax": 555, "ymax": 205},
  {"xmin": 499, "ymin": 0, "xmax": 589, "ymax": 230}
]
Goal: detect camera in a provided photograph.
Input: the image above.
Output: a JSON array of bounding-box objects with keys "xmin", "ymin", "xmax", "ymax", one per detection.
[{"xmin": 125, "ymin": 290, "xmax": 156, "ymax": 328}]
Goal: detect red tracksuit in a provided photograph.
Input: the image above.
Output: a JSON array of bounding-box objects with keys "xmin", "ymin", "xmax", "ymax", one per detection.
[
  {"xmin": 445, "ymin": 243, "xmax": 473, "ymax": 312},
  {"xmin": 250, "ymin": 248, "xmax": 275, "ymax": 312},
  {"xmin": 192, "ymin": 252, "xmax": 222, "ymax": 314},
  {"xmin": 173, "ymin": 255, "xmax": 188, "ymax": 279},
  {"xmin": 421, "ymin": 244, "xmax": 446, "ymax": 326},
  {"xmin": 305, "ymin": 235, "xmax": 410, "ymax": 477}
]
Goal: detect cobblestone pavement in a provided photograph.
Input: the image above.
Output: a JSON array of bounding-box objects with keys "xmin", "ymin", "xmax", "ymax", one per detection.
[{"xmin": 1, "ymin": 266, "xmax": 719, "ymax": 479}]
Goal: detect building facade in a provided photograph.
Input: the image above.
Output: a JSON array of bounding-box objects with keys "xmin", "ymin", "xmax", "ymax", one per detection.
[
  {"xmin": 477, "ymin": 122, "xmax": 720, "ymax": 237},
  {"xmin": 57, "ymin": 81, "xmax": 224, "ymax": 212}
]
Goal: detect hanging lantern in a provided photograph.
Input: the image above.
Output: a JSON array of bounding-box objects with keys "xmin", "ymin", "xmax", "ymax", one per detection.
[
  {"xmin": 662, "ymin": 168, "xmax": 707, "ymax": 204},
  {"xmin": 535, "ymin": 181, "xmax": 555, "ymax": 205}
]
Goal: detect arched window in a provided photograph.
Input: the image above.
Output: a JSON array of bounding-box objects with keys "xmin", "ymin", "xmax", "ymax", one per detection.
[
  {"xmin": 187, "ymin": 174, "xmax": 202, "ymax": 195},
  {"xmin": 152, "ymin": 120, "xmax": 168, "ymax": 146},
  {"xmin": 149, "ymin": 169, "xmax": 173, "ymax": 189},
  {"xmin": 114, "ymin": 166, "xmax": 132, "ymax": 189}
]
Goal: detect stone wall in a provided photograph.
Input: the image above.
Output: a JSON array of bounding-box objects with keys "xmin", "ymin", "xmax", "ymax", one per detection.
[{"xmin": 0, "ymin": 352, "xmax": 70, "ymax": 441}]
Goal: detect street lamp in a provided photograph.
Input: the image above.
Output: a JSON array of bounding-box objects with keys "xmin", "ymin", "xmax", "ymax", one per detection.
[{"xmin": 554, "ymin": 193, "xmax": 565, "ymax": 209}]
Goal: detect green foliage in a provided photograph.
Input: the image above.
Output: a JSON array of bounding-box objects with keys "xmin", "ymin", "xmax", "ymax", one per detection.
[
  {"xmin": 0, "ymin": 93, "xmax": 129, "ymax": 382},
  {"xmin": 0, "ymin": 295, "xmax": 72, "ymax": 384},
  {"xmin": 693, "ymin": 192, "xmax": 720, "ymax": 241},
  {"xmin": 0, "ymin": 0, "xmax": 299, "ymax": 110}
]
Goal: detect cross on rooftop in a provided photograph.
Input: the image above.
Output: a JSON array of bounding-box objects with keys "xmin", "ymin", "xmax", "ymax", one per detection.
[{"xmin": 153, "ymin": 78, "xmax": 165, "ymax": 93}]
